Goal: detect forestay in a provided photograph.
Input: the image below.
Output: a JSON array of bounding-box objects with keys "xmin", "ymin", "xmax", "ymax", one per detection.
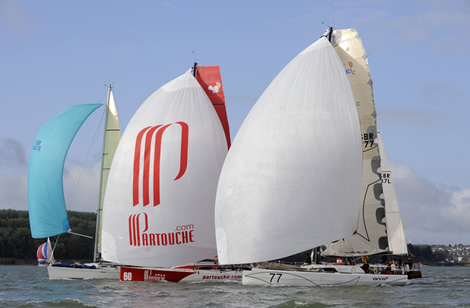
[
  {"xmin": 215, "ymin": 37, "xmax": 362, "ymax": 265},
  {"xmin": 101, "ymin": 71, "xmax": 227, "ymax": 267}
]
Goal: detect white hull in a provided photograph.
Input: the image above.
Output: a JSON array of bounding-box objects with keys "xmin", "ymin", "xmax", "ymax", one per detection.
[
  {"xmin": 47, "ymin": 264, "xmax": 120, "ymax": 280},
  {"xmin": 243, "ymin": 268, "xmax": 408, "ymax": 286},
  {"xmin": 302, "ymin": 263, "xmax": 422, "ymax": 279},
  {"xmin": 120, "ymin": 266, "xmax": 242, "ymax": 282},
  {"xmin": 302, "ymin": 264, "xmax": 364, "ymax": 274}
]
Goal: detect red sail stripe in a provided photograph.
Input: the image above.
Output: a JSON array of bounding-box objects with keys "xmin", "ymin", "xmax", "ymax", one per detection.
[
  {"xmin": 142, "ymin": 212, "xmax": 148, "ymax": 233},
  {"xmin": 174, "ymin": 122, "xmax": 189, "ymax": 181},
  {"xmin": 133, "ymin": 127, "xmax": 152, "ymax": 206},
  {"xmin": 135, "ymin": 214, "xmax": 140, "ymax": 246},
  {"xmin": 142, "ymin": 126, "xmax": 161, "ymax": 206},
  {"xmin": 128, "ymin": 215, "xmax": 133, "ymax": 245},
  {"xmin": 153, "ymin": 124, "xmax": 172, "ymax": 206}
]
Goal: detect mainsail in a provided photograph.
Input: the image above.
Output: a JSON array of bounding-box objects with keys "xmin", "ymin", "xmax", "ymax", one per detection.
[
  {"xmin": 94, "ymin": 86, "xmax": 121, "ymax": 261},
  {"xmin": 28, "ymin": 104, "xmax": 102, "ymax": 239},
  {"xmin": 323, "ymin": 28, "xmax": 407, "ymax": 256},
  {"xmin": 215, "ymin": 37, "xmax": 362, "ymax": 265},
  {"xmin": 101, "ymin": 71, "xmax": 228, "ymax": 267}
]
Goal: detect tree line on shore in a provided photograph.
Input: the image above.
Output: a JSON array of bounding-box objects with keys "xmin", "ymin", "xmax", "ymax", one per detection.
[
  {"xmin": 0, "ymin": 209, "xmax": 452, "ymax": 265},
  {"xmin": 0, "ymin": 209, "xmax": 95, "ymax": 264}
]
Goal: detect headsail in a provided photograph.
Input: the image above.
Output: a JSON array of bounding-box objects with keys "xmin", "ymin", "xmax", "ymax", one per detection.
[
  {"xmin": 215, "ymin": 37, "xmax": 362, "ymax": 265},
  {"xmin": 377, "ymin": 126, "xmax": 408, "ymax": 255},
  {"xmin": 28, "ymin": 104, "xmax": 102, "ymax": 239},
  {"xmin": 94, "ymin": 86, "xmax": 121, "ymax": 261},
  {"xmin": 101, "ymin": 71, "xmax": 228, "ymax": 267}
]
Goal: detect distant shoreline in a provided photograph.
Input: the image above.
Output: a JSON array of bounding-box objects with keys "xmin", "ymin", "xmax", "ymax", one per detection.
[
  {"xmin": 0, "ymin": 258, "xmax": 38, "ymax": 265},
  {"xmin": 422, "ymin": 262, "xmax": 470, "ymax": 267}
]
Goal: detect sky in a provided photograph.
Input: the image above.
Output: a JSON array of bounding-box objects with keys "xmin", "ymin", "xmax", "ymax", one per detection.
[{"xmin": 1, "ymin": 0, "xmax": 469, "ymax": 245}]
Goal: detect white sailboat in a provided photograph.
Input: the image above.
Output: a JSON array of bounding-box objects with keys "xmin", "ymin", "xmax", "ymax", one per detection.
[
  {"xmin": 103, "ymin": 67, "xmax": 243, "ymax": 282},
  {"xmin": 214, "ymin": 34, "xmax": 408, "ymax": 286},
  {"xmin": 28, "ymin": 86, "xmax": 121, "ymax": 280}
]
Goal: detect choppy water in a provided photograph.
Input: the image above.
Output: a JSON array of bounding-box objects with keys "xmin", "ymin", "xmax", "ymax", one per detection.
[{"xmin": 0, "ymin": 266, "xmax": 469, "ymax": 307}]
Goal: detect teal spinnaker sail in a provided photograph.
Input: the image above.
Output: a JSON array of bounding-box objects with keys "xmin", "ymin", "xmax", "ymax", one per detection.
[{"xmin": 28, "ymin": 104, "xmax": 102, "ymax": 239}]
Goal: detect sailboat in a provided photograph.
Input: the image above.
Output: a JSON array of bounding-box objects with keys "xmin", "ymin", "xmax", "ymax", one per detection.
[
  {"xmin": 103, "ymin": 66, "xmax": 243, "ymax": 282},
  {"xmin": 28, "ymin": 86, "xmax": 121, "ymax": 280},
  {"xmin": 214, "ymin": 34, "xmax": 408, "ymax": 286},
  {"xmin": 36, "ymin": 238, "xmax": 53, "ymax": 266},
  {"xmin": 306, "ymin": 28, "xmax": 421, "ymax": 279}
]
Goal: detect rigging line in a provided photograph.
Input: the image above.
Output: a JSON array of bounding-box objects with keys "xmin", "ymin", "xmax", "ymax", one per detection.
[
  {"xmin": 68, "ymin": 231, "xmax": 94, "ymax": 239},
  {"xmin": 51, "ymin": 235, "xmax": 60, "ymax": 257}
]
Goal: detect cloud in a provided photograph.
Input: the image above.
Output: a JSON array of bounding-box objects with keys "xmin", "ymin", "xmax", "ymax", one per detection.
[
  {"xmin": 0, "ymin": 159, "xmax": 100, "ymax": 213},
  {"xmin": 325, "ymin": 0, "xmax": 470, "ymax": 55},
  {"xmin": 383, "ymin": 1, "xmax": 470, "ymax": 53},
  {"xmin": 393, "ymin": 162, "xmax": 470, "ymax": 244},
  {"xmin": 0, "ymin": 138, "xmax": 28, "ymax": 210},
  {"xmin": 0, "ymin": 0, "xmax": 31, "ymax": 35},
  {"xmin": 417, "ymin": 82, "xmax": 465, "ymax": 107},
  {"xmin": 63, "ymin": 162, "xmax": 101, "ymax": 213},
  {"xmin": 0, "ymin": 172, "xmax": 27, "ymax": 210},
  {"xmin": 378, "ymin": 107, "xmax": 444, "ymax": 126},
  {"xmin": 0, "ymin": 138, "xmax": 27, "ymax": 168}
]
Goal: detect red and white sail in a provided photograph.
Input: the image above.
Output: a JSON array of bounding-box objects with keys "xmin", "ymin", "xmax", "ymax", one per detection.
[
  {"xmin": 101, "ymin": 71, "xmax": 227, "ymax": 267},
  {"xmin": 37, "ymin": 238, "xmax": 53, "ymax": 264}
]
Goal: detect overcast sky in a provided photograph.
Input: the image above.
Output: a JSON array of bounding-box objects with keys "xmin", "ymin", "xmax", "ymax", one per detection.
[{"xmin": 1, "ymin": 0, "xmax": 469, "ymax": 245}]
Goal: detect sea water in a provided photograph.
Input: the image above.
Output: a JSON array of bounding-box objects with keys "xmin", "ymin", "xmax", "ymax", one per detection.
[{"xmin": 0, "ymin": 265, "xmax": 469, "ymax": 307}]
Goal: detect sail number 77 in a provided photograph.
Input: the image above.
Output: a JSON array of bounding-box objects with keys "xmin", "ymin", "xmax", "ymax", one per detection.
[
  {"xmin": 363, "ymin": 133, "xmax": 374, "ymax": 148},
  {"xmin": 269, "ymin": 273, "xmax": 282, "ymax": 283}
]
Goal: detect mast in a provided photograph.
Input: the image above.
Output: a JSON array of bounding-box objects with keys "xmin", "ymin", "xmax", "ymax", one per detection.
[
  {"xmin": 321, "ymin": 26, "xmax": 333, "ymax": 42},
  {"xmin": 192, "ymin": 61, "xmax": 198, "ymax": 77},
  {"xmin": 93, "ymin": 85, "xmax": 121, "ymax": 262}
]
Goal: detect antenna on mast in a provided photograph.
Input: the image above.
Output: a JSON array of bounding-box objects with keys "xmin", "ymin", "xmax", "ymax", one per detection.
[{"xmin": 192, "ymin": 50, "xmax": 198, "ymax": 77}]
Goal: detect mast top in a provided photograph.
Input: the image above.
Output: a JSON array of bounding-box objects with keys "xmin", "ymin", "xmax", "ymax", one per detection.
[
  {"xmin": 321, "ymin": 25, "xmax": 333, "ymax": 42},
  {"xmin": 192, "ymin": 61, "xmax": 198, "ymax": 78}
]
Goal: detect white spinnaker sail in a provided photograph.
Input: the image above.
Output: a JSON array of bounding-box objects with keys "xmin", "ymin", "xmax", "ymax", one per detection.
[
  {"xmin": 377, "ymin": 126, "xmax": 408, "ymax": 255},
  {"xmin": 101, "ymin": 71, "xmax": 227, "ymax": 267},
  {"xmin": 215, "ymin": 37, "xmax": 362, "ymax": 265},
  {"xmin": 323, "ymin": 28, "xmax": 388, "ymax": 256}
]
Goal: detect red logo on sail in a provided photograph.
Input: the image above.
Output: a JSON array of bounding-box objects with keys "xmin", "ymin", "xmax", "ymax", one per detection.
[
  {"xmin": 132, "ymin": 122, "xmax": 189, "ymax": 207},
  {"xmin": 128, "ymin": 213, "xmax": 148, "ymax": 246},
  {"xmin": 128, "ymin": 212, "xmax": 195, "ymax": 247}
]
